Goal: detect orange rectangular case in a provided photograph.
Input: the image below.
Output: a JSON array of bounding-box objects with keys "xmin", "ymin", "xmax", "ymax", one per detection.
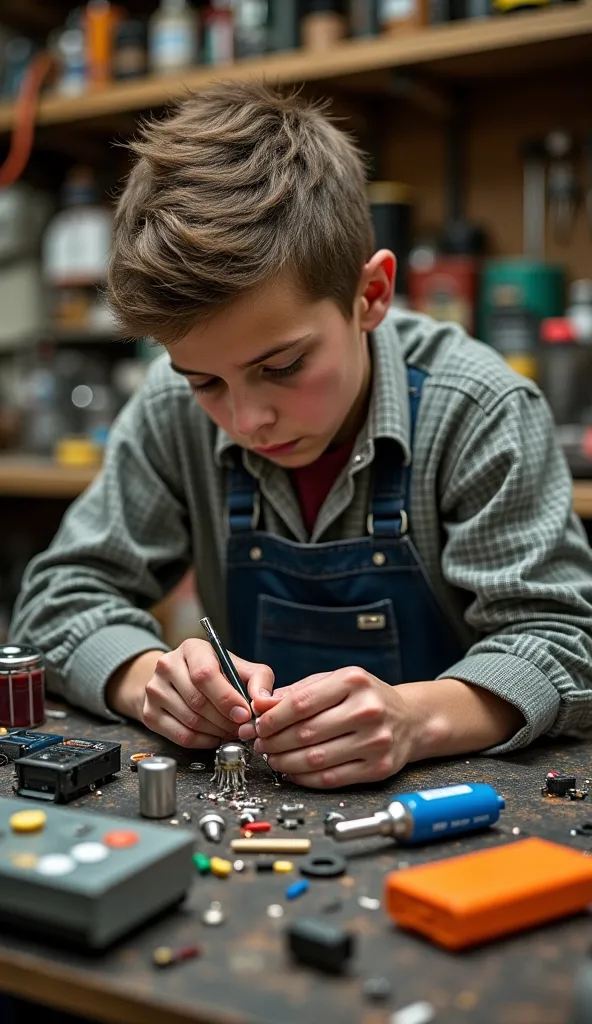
[{"xmin": 385, "ymin": 837, "xmax": 592, "ymax": 950}]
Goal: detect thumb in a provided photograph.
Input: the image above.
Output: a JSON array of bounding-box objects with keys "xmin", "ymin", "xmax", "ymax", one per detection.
[{"xmin": 230, "ymin": 654, "xmax": 275, "ymax": 701}]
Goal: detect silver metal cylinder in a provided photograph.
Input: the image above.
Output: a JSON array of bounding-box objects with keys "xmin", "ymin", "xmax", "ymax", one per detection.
[
  {"xmin": 331, "ymin": 802, "xmax": 411, "ymax": 842},
  {"xmin": 138, "ymin": 756, "xmax": 176, "ymax": 818}
]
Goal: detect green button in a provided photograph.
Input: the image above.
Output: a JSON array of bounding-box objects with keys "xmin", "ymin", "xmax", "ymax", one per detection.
[{"xmin": 193, "ymin": 852, "xmax": 211, "ymax": 875}]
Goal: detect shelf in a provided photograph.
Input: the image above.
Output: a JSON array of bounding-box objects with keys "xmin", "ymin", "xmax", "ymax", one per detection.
[
  {"xmin": 0, "ymin": 457, "xmax": 591, "ymax": 518},
  {"xmin": 0, "ymin": 4, "xmax": 591, "ymax": 132},
  {"xmin": 0, "ymin": 456, "xmax": 97, "ymax": 498}
]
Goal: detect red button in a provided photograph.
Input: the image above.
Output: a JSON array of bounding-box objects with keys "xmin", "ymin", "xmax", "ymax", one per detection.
[{"xmin": 103, "ymin": 830, "xmax": 139, "ymax": 849}]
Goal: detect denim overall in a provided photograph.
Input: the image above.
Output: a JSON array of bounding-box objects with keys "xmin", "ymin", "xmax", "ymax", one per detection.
[{"xmin": 226, "ymin": 367, "xmax": 466, "ymax": 688}]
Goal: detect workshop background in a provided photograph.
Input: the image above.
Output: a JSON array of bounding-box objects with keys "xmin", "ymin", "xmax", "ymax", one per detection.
[{"xmin": 0, "ymin": 0, "xmax": 591, "ymax": 648}]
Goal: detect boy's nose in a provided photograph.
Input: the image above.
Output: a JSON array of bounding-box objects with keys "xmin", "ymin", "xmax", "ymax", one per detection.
[{"xmin": 229, "ymin": 393, "xmax": 276, "ymax": 440}]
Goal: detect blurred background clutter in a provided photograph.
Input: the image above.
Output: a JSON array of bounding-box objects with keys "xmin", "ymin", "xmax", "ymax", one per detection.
[{"xmin": 0, "ymin": 0, "xmax": 591, "ymax": 644}]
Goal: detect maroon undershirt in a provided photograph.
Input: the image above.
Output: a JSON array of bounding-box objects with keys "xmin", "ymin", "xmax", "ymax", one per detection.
[{"xmin": 289, "ymin": 438, "xmax": 356, "ymax": 534}]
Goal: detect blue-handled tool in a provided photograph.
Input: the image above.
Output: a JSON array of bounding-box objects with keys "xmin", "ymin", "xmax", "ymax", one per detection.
[{"xmin": 326, "ymin": 783, "xmax": 505, "ymax": 846}]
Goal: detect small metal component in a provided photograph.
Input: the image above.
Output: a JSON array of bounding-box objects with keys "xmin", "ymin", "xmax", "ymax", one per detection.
[
  {"xmin": 152, "ymin": 944, "xmax": 201, "ymax": 968},
  {"xmin": 278, "ymin": 803, "xmax": 305, "ymax": 823},
  {"xmin": 239, "ymin": 812, "xmax": 257, "ymax": 826},
  {"xmin": 281, "ymin": 819, "xmax": 299, "ymax": 830},
  {"xmin": 138, "ymin": 756, "xmax": 176, "ymax": 819},
  {"xmin": 267, "ymin": 903, "xmax": 285, "ymax": 919},
  {"xmin": 339, "ymin": 802, "xmax": 346, "ymax": 808},
  {"xmin": 169, "ymin": 819, "xmax": 180, "ymax": 826},
  {"xmin": 199, "ymin": 812, "xmax": 226, "ymax": 843},
  {"xmin": 129, "ymin": 751, "xmax": 156, "ymax": 772},
  {"xmin": 568, "ymin": 789, "xmax": 589, "ymax": 801},
  {"xmin": 188, "ymin": 762, "xmax": 206, "ymax": 772},
  {"xmin": 202, "ymin": 901, "xmax": 224, "ymax": 926},
  {"xmin": 323, "ymin": 811, "xmax": 345, "ymax": 836},
  {"xmin": 300, "ymin": 854, "xmax": 347, "ymax": 879},
  {"xmin": 94, "ymin": 790, "xmax": 102, "ymax": 797},
  {"xmin": 357, "ymin": 896, "xmax": 381, "ymax": 910},
  {"xmin": 286, "ymin": 879, "xmax": 309, "ymax": 900},
  {"xmin": 45, "ymin": 709, "xmax": 68, "ymax": 720},
  {"xmin": 362, "ymin": 976, "xmax": 392, "ymax": 1001},
  {"xmin": 233, "ymin": 859, "xmax": 245, "ymax": 872},
  {"xmin": 390, "ymin": 1000, "xmax": 436, "ymax": 1024},
  {"xmin": 211, "ymin": 742, "xmax": 249, "ymax": 795},
  {"xmin": 512, "ymin": 827, "xmax": 521, "ymax": 835},
  {"xmin": 182, "ymin": 811, "xmax": 191, "ymax": 822}
]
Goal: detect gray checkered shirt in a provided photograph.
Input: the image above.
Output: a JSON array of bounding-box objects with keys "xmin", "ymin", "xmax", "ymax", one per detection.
[{"xmin": 10, "ymin": 309, "xmax": 592, "ymax": 754}]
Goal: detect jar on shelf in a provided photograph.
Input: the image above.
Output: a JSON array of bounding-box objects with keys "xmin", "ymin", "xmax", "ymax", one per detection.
[
  {"xmin": 301, "ymin": 0, "xmax": 348, "ymax": 50},
  {"xmin": 0, "ymin": 644, "xmax": 46, "ymax": 729}
]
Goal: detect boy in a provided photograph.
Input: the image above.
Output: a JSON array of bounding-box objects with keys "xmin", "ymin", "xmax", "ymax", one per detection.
[{"xmin": 10, "ymin": 82, "xmax": 592, "ymax": 790}]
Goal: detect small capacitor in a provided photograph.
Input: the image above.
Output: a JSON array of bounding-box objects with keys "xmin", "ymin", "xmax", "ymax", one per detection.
[{"xmin": 138, "ymin": 756, "xmax": 177, "ymax": 819}]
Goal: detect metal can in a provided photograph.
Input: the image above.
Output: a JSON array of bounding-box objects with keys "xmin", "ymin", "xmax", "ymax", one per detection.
[{"xmin": 0, "ymin": 644, "xmax": 45, "ymax": 728}]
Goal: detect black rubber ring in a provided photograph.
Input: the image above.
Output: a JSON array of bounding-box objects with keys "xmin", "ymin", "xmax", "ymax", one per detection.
[{"xmin": 299, "ymin": 853, "xmax": 348, "ymax": 878}]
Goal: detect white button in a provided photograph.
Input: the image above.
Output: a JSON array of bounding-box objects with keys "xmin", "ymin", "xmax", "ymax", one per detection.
[
  {"xmin": 36, "ymin": 854, "xmax": 77, "ymax": 877},
  {"xmin": 71, "ymin": 842, "xmax": 110, "ymax": 864}
]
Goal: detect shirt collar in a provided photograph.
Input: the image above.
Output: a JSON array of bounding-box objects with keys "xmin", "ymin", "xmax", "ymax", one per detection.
[{"xmin": 213, "ymin": 308, "xmax": 411, "ymax": 470}]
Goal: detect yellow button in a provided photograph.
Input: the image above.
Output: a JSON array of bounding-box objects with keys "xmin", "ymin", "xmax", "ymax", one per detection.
[
  {"xmin": 10, "ymin": 810, "xmax": 47, "ymax": 833},
  {"xmin": 273, "ymin": 860, "xmax": 294, "ymax": 873},
  {"xmin": 210, "ymin": 856, "xmax": 232, "ymax": 878},
  {"xmin": 11, "ymin": 852, "xmax": 38, "ymax": 869}
]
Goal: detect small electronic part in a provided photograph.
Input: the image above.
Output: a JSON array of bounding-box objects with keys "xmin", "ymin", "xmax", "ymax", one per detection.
[
  {"xmin": 256, "ymin": 858, "xmax": 275, "ymax": 872},
  {"xmin": 286, "ymin": 917, "xmax": 355, "ymax": 974},
  {"xmin": 211, "ymin": 742, "xmax": 248, "ymax": 795},
  {"xmin": 0, "ymin": 730, "xmax": 62, "ymax": 761},
  {"xmin": 273, "ymin": 860, "xmax": 293, "ymax": 873},
  {"xmin": 281, "ymin": 819, "xmax": 299, "ymax": 830},
  {"xmin": 541, "ymin": 771, "xmax": 578, "ymax": 797},
  {"xmin": 152, "ymin": 944, "xmax": 201, "ymax": 968},
  {"xmin": 299, "ymin": 854, "xmax": 347, "ymax": 879},
  {"xmin": 202, "ymin": 900, "xmax": 224, "ymax": 926},
  {"xmin": 286, "ymin": 879, "xmax": 309, "ymax": 900},
  {"xmin": 128, "ymin": 752, "xmax": 156, "ymax": 772},
  {"xmin": 240, "ymin": 821, "xmax": 270, "ymax": 835},
  {"xmin": 233, "ymin": 859, "xmax": 245, "ymax": 872},
  {"xmin": 15, "ymin": 739, "xmax": 121, "ymax": 804},
  {"xmin": 231, "ymin": 838, "xmax": 311, "ymax": 854},
  {"xmin": 385, "ymin": 836, "xmax": 592, "ymax": 950},
  {"xmin": 330, "ymin": 783, "xmax": 504, "ymax": 845},
  {"xmin": 278, "ymin": 803, "xmax": 305, "ymax": 824},
  {"xmin": 267, "ymin": 904, "xmax": 284, "ymax": 919},
  {"xmin": 323, "ymin": 811, "xmax": 346, "ymax": 836},
  {"xmin": 357, "ymin": 896, "xmax": 381, "ymax": 911},
  {"xmin": 138, "ymin": 756, "xmax": 176, "ymax": 819},
  {"xmin": 390, "ymin": 1001, "xmax": 436, "ymax": 1024},
  {"xmin": 210, "ymin": 856, "xmax": 232, "ymax": 878},
  {"xmin": 362, "ymin": 976, "xmax": 392, "ymax": 1002},
  {"xmin": 193, "ymin": 852, "xmax": 211, "ymax": 874},
  {"xmin": 199, "ymin": 812, "xmax": 226, "ymax": 843}
]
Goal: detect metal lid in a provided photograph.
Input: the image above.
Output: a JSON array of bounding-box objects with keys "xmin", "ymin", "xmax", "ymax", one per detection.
[{"xmin": 0, "ymin": 644, "xmax": 43, "ymax": 672}]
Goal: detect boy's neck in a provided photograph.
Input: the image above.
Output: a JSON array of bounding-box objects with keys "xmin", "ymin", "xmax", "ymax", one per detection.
[{"xmin": 329, "ymin": 331, "xmax": 372, "ymax": 449}]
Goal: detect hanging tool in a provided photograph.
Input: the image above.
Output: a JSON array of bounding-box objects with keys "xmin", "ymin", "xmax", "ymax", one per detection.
[
  {"xmin": 521, "ymin": 137, "xmax": 546, "ymax": 260},
  {"xmin": 326, "ymin": 782, "xmax": 505, "ymax": 846},
  {"xmin": 545, "ymin": 129, "xmax": 580, "ymax": 246}
]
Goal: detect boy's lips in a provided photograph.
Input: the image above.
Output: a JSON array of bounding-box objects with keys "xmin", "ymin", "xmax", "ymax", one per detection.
[{"xmin": 253, "ymin": 439, "xmax": 301, "ymax": 456}]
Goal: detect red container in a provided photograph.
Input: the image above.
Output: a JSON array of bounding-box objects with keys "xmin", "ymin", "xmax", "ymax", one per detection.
[{"xmin": 0, "ymin": 644, "xmax": 45, "ymax": 729}]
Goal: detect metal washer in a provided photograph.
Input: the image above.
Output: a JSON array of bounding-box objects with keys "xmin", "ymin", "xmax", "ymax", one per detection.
[{"xmin": 298, "ymin": 853, "xmax": 347, "ymax": 878}]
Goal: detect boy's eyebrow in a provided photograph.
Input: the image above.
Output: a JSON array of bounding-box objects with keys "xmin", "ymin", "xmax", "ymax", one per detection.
[{"xmin": 169, "ymin": 334, "xmax": 312, "ymax": 377}]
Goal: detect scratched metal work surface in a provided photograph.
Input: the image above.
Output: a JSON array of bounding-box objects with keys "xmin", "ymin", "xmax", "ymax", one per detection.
[{"xmin": 1, "ymin": 704, "xmax": 592, "ymax": 1024}]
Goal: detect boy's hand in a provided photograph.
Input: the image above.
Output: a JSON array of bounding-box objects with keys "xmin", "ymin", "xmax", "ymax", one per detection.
[
  {"xmin": 239, "ymin": 667, "xmax": 412, "ymax": 788},
  {"xmin": 108, "ymin": 641, "xmax": 273, "ymax": 749}
]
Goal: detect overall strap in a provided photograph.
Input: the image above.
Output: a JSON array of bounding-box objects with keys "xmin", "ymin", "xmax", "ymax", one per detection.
[
  {"xmin": 369, "ymin": 366, "xmax": 428, "ymax": 539},
  {"xmin": 227, "ymin": 455, "xmax": 260, "ymax": 534}
]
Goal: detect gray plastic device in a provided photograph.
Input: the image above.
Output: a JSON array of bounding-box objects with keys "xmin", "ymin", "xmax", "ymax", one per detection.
[{"xmin": 0, "ymin": 796, "xmax": 195, "ymax": 949}]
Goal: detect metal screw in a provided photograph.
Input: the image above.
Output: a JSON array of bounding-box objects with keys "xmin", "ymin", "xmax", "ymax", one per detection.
[
  {"xmin": 323, "ymin": 811, "xmax": 346, "ymax": 836},
  {"xmin": 199, "ymin": 812, "xmax": 226, "ymax": 843},
  {"xmin": 202, "ymin": 901, "xmax": 224, "ymax": 926}
]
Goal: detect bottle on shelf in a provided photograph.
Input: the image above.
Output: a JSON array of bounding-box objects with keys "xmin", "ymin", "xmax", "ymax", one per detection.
[
  {"xmin": 234, "ymin": 1, "xmax": 270, "ymax": 59},
  {"xmin": 202, "ymin": 1, "xmax": 235, "ymax": 64},
  {"xmin": 301, "ymin": 0, "xmax": 348, "ymax": 50},
  {"xmin": 148, "ymin": 0, "xmax": 199, "ymax": 74}
]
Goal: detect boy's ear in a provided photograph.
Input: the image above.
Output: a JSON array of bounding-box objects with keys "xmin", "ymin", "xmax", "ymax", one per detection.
[{"xmin": 358, "ymin": 250, "xmax": 396, "ymax": 331}]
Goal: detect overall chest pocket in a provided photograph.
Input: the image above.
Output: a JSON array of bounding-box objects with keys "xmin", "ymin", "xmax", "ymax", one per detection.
[{"xmin": 255, "ymin": 595, "xmax": 402, "ymax": 689}]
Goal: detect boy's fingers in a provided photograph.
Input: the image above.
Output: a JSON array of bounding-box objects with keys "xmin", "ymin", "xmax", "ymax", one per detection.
[
  {"xmin": 256, "ymin": 675, "xmax": 347, "ymax": 738},
  {"xmin": 182, "ymin": 642, "xmax": 250, "ymax": 720},
  {"xmin": 234, "ymin": 657, "xmax": 274, "ymax": 701}
]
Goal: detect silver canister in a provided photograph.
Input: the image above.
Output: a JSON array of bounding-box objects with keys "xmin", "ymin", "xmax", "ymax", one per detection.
[{"xmin": 137, "ymin": 756, "xmax": 177, "ymax": 818}]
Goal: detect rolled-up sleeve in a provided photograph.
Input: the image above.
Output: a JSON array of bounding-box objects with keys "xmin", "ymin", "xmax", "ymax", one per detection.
[
  {"xmin": 8, "ymin": 373, "xmax": 192, "ymax": 720},
  {"xmin": 437, "ymin": 386, "xmax": 592, "ymax": 753}
]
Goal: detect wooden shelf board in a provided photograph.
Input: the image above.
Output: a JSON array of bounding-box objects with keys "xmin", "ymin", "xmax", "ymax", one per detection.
[
  {"xmin": 0, "ymin": 456, "xmax": 98, "ymax": 498},
  {"xmin": 0, "ymin": 4, "xmax": 591, "ymax": 131},
  {"xmin": 0, "ymin": 457, "xmax": 591, "ymax": 518}
]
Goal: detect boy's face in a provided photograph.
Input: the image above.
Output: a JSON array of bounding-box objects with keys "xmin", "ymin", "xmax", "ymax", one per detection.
[{"xmin": 168, "ymin": 259, "xmax": 393, "ymax": 468}]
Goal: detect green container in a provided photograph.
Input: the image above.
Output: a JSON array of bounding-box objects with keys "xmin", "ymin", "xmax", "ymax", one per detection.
[{"xmin": 478, "ymin": 258, "xmax": 565, "ymax": 349}]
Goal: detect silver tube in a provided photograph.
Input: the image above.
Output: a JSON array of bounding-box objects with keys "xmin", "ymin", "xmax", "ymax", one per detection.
[{"xmin": 138, "ymin": 756, "xmax": 176, "ymax": 818}]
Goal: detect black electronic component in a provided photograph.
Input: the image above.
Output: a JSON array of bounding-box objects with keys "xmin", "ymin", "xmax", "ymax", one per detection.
[
  {"xmin": 541, "ymin": 772, "xmax": 577, "ymax": 797},
  {"xmin": 299, "ymin": 853, "xmax": 348, "ymax": 878},
  {"xmin": 15, "ymin": 738, "xmax": 121, "ymax": 803},
  {"xmin": 286, "ymin": 917, "xmax": 355, "ymax": 974},
  {"xmin": 255, "ymin": 858, "xmax": 276, "ymax": 873},
  {"xmin": 0, "ymin": 729, "xmax": 62, "ymax": 760}
]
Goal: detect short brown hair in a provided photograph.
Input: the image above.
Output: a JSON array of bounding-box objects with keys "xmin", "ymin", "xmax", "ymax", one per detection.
[{"xmin": 107, "ymin": 81, "xmax": 374, "ymax": 342}]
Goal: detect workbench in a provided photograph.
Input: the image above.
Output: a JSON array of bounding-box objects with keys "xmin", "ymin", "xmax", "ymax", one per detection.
[{"xmin": 0, "ymin": 704, "xmax": 591, "ymax": 1024}]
